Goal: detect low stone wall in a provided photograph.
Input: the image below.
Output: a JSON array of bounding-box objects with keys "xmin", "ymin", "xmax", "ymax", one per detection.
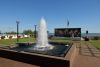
[
  {"xmin": 65, "ymin": 44, "xmax": 77, "ymax": 67},
  {"xmin": 0, "ymin": 49, "xmax": 69, "ymax": 67}
]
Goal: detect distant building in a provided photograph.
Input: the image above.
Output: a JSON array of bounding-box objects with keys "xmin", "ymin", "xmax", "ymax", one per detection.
[{"xmin": 0, "ymin": 34, "xmax": 30, "ymax": 40}]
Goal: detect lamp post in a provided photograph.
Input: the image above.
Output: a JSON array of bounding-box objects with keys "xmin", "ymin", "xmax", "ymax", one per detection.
[
  {"xmin": 16, "ymin": 21, "xmax": 20, "ymax": 42},
  {"xmin": 34, "ymin": 25, "xmax": 37, "ymax": 40},
  {"xmin": 86, "ymin": 30, "xmax": 88, "ymax": 37}
]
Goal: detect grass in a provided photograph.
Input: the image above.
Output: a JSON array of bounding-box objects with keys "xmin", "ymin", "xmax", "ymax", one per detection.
[
  {"xmin": 49, "ymin": 39, "xmax": 71, "ymax": 43},
  {"xmin": 49, "ymin": 37, "xmax": 71, "ymax": 43},
  {"xmin": 0, "ymin": 37, "xmax": 100, "ymax": 50},
  {"xmin": 90, "ymin": 40, "xmax": 100, "ymax": 50},
  {"xmin": 0, "ymin": 37, "xmax": 35, "ymax": 45},
  {"xmin": 0, "ymin": 37, "xmax": 71, "ymax": 46}
]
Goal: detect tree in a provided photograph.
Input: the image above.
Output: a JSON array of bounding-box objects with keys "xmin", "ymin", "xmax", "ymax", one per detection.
[
  {"xmin": 6, "ymin": 31, "xmax": 17, "ymax": 34},
  {"xmin": 23, "ymin": 29, "xmax": 34, "ymax": 35},
  {"xmin": 0, "ymin": 31, "xmax": 1, "ymax": 34}
]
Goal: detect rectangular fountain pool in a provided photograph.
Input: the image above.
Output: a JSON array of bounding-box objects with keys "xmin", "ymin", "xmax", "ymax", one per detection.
[
  {"xmin": 0, "ymin": 42, "xmax": 73, "ymax": 67},
  {"xmin": 9, "ymin": 42, "xmax": 72, "ymax": 57}
]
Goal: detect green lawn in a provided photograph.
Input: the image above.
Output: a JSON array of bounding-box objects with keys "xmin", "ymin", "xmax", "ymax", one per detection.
[
  {"xmin": 1, "ymin": 37, "xmax": 100, "ymax": 50},
  {"xmin": 0, "ymin": 37, "xmax": 71, "ymax": 46},
  {"xmin": 49, "ymin": 39, "xmax": 71, "ymax": 43},
  {"xmin": 90, "ymin": 40, "xmax": 100, "ymax": 50},
  {"xmin": 49, "ymin": 37, "xmax": 71, "ymax": 43},
  {"xmin": 0, "ymin": 37, "xmax": 35, "ymax": 45}
]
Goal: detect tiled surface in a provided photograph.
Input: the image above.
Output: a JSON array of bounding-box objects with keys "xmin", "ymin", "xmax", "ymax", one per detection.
[
  {"xmin": 73, "ymin": 41, "xmax": 100, "ymax": 67},
  {"xmin": 0, "ymin": 57, "xmax": 39, "ymax": 67}
]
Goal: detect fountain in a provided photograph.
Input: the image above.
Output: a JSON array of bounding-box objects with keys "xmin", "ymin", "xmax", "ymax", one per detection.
[
  {"xmin": 7, "ymin": 17, "xmax": 72, "ymax": 57},
  {"xmin": 0, "ymin": 17, "xmax": 75, "ymax": 67},
  {"xmin": 34, "ymin": 17, "xmax": 53, "ymax": 51}
]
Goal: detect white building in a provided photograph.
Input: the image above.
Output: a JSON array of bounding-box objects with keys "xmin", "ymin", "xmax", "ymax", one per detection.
[
  {"xmin": 0, "ymin": 36, "xmax": 1, "ymax": 40},
  {"xmin": 24, "ymin": 35, "xmax": 30, "ymax": 38},
  {"xmin": 0, "ymin": 34, "xmax": 30, "ymax": 40}
]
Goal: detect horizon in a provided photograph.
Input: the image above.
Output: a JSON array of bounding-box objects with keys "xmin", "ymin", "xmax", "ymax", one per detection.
[{"xmin": 0, "ymin": 0, "xmax": 100, "ymax": 33}]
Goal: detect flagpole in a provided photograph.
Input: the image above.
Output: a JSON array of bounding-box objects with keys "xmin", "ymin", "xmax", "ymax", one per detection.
[
  {"xmin": 67, "ymin": 19, "xmax": 69, "ymax": 28},
  {"xmin": 66, "ymin": 19, "xmax": 69, "ymax": 37}
]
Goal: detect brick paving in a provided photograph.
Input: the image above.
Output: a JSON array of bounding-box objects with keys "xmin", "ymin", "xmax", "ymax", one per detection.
[
  {"xmin": 0, "ymin": 57, "xmax": 39, "ymax": 67},
  {"xmin": 73, "ymin": 41, "xmax": 100, "ymax": 67}
]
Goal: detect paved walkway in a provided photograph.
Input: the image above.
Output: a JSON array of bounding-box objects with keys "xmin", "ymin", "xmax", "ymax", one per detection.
[
  {"xmin": 0, "ymin": 57, "xmax": 39, "ymax": 67},
  {"xmin": 73, "ymin": 41, "xmax": 100, "ymax": 67}
]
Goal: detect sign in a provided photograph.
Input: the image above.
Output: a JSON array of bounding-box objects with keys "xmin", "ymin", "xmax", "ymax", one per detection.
[{"xmin": 55, "ymin": 28, "xmax": 81, "ymax": 37}]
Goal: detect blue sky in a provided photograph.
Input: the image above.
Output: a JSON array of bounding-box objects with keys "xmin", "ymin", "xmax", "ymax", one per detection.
[{"xmin": 0, "ymin": 0, "xmax": 100, "ymax": 33}]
